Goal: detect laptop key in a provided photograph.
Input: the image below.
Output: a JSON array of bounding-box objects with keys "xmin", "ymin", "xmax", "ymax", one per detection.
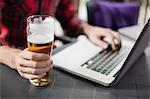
[
  {"xmin": 89, "ymin": 51, "xmax": 113, "ymax": 70},
  {"xmin": 87, "ymin": 49, "xmax": 117, "ymax": 72},
  {"xmin": 96, "ymin": 51, "xmax": 118, "ymax": 71},
  {"xmin": 86, "ymin": 51, "xmax": 107, "ymax": 69},
  {"xmin": 82, "ymin": 64, "xmax": 88, "ymax": 68},
  {"xmin": 87, "ymin": 60, "xmax": 93, "ymax": 65},
  {"xmin": 98, "ymin": 48, "xmax": 127, "ymax": 74},
  {"xmin": 83, "ymin": 46, "xmax": 128, "ymax": 74},
  {"xmin": 104, "ymin": 50, "xmax": 128, "ymax": 75},
  {"xmin": 101, "ymin": 69, "xmax": 108, "ymax": 74}
]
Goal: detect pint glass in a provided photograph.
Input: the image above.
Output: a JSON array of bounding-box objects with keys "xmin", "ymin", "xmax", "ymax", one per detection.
[{"xmin": 26, "ymin": 15, "xmax": 54, "ymax": 86}]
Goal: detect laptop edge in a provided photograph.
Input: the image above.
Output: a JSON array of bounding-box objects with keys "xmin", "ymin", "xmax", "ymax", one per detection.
[{"xmin": 111, "ymin": 19, "xmax": 150, "ymax": 86}]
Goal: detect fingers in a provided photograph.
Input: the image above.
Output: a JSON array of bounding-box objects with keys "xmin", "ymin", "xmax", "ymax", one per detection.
[
  {"xmin": 83, "ymin": 25, "xmax": 121, "ymax": 51},
  {"xmin": 15, "ymin": 49, "xmax": 53, "ymax": 80},
  {"xmin": 16, "ymin": 58, "xmax": 52, "ymax": 68},
  {"xmin": 102, "ymin": 29, "xmax": 121, "ymax": 51},
  {"xmin": 18, "ymin": 69, "xmax": 47, "ymax": 79},
  {"xmin": 18, "ymin": 64, "xmax": 51, "ymax": 75},
  {"xmin": 20, "ymin": 50, "xmax": 50, "ymax": 61},
  {"xmin": 16, "ymin": 59, "xmax": 52, "ymax": 79},
  {"xmin": 100, "ymin": 32, "xmax": 115, "ymax": 50},
  {"xmin": 109, "ymin": 30, "xmax": 122, "ymax": 49},
  {"xmin": 53, "ymin": 44, "xmax": 57, "ymax": 49},
  {"xmin": 91, "ymin": 36, "xmax": 108, "ymax": 49}
]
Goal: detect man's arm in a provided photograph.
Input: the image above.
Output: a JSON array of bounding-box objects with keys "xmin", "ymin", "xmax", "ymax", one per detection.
[
  {"xmin": 0, "ymin": 45, "xmax": 53, "ymax": 80},
  {"xmin": 0, "ymin": 1, "xmax": 16, "ymax": 67},
  {"xmin": 0, "ymin": 1, "xmax": 52, "ymax": 79},
  {"xmin": 79, "ymin": 22, "xmax": 121, "ymax": 50},
  {"xmin": 56, "ymin": 0, "xmax": 121, "ymax": 50},
  {"xmin": 0, "ymin": 46, "xmax": 21, "ymax": 69}
]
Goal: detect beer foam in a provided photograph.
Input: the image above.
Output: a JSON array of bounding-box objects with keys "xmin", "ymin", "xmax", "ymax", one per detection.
[
  {"xmin": 29, "ymin": 17, "xmax": 54, "ymax": 34},
  {"xmin": 42, "ymin": 16, "xmax": 54, "ymax": 23},
  {"xmin": 27, "ymin": 33, "xmax": 54, "ymax": 44}
]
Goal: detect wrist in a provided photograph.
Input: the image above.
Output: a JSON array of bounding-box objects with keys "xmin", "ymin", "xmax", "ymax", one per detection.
[
  {"xmin": 79, "ymin": 22, "xmax": 92, "ymax": 36},
  {"xmin": 0, "ymin": 46, "xmax": 21, "ymax": 69},
  {"xmin": 0, "ymin": 46, "xmax": 8, "ymax": 64}
]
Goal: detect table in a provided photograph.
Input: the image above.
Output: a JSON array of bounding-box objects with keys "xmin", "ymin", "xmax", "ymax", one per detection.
[
  {"xmin": 1, "ymin": 46, "xmax": 150, "ymax": 99},
  {"xmin": 1, "ymin": 25, "xmax": 150, "ymax": 99}
]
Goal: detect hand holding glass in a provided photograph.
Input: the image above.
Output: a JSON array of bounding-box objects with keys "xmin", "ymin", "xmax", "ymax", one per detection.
[{"xmin": 27, "ymin": 15, "xmax": 54, "ymax": 86}]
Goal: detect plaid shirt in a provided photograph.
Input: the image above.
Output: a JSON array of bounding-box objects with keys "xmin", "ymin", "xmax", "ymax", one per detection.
[{"xmin": 0, "ymin": 0, "xmax": 80, "ymax": 47}]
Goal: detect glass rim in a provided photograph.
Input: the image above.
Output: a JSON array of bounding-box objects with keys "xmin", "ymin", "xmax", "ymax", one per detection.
[{"xmin": 27, "ymin": 15, "xmax": 54, "ymax": 23}]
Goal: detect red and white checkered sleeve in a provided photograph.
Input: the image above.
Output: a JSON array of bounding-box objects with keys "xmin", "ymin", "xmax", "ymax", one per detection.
[{"xmin": 56, "ymin": 0, "xmax": 81, "ymax": 37}]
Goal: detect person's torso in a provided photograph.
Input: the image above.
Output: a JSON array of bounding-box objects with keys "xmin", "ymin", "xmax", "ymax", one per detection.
[{"xmin": 2, "ymin": 0, "xmax": 60, "ymax": 48}]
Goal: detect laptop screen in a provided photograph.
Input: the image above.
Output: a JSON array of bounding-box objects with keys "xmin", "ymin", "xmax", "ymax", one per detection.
[{"xmin": 112, "ymin": 19, "xmax": 150, "ymax": 86}]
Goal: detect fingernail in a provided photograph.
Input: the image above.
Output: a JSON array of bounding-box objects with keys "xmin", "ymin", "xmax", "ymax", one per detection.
[
  {"xmin": 51, "ymin": 64, "xmax": 53, "ymax": 69},
  {"xmin": 41, "ymin": 73, "xmax": 46, "ymax": 76},
  {"xmin": 51, "ymin": 60, "xmax": 53, "ymax": 64},
  {"xmin": 113, "ymin": 47, "xmax": 116, "ymax": 51}
]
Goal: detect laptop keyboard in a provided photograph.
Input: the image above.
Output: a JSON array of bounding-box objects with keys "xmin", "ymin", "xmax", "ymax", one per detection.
[{"xmin": 81, "ymin": 46, "xmax": 128, "ymax": 75}]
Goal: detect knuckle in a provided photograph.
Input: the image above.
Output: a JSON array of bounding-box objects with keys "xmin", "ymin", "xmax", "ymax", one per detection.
[
  {"xmin": 107, "ymin": 33, "xmax": 113, "ymax": 38},
  {"xmin": 47, "ymin": 66, "xmax": 51, "ymax": 71},
  {"xmin": 42, "ymin": 54, "xmax": 49, "ymax": 60},
  {"xmin": 31, "ymin": 53, "xmax": 35, "ymax": 60},
  {"xmin": 51, "ymin": 60, "xmax": 53, "ymax": 65},
  {"xmin": 116, "ymin": 33, "xmax": 119, "ymax": 36},
  {"xmin": 32, "ymin": 69, "xmax": 38, "ymax": 74},
  {"xmin": 26, "ymin": 61, "xmax": 32, "ymax": 67},
  {"xmin": 19, "ymin": 50, "xmax": 26, "ymax": 58},
  {"xmin": 19, "ymin": 72, "xmax": 24, "ymax": 77},
  {"xmin": 21, "ymin": 60, "xmax": 27, "ymax": 66},
  {"xmin": 16, "ymin": 56, "xmax": 25, "ymax": 66},
  {"xmin": 17, "ymin": 65, "xmax": 23, "ymax": 72},
  {"xmin": 42, "ymin": 60, "xmax": 50, "ymax": 67},
  {"xmin": 29, "ymin": 76, "xmax": 35, "ymax": 80},
  {"xmin": 47, "ymin": 60, "xmax": 51, "ymax": 66},
  {"xmin": 115, "ymin": 33, "xmax": 120, "ymax": 38},
  {"xmin": 36, "ymin": 76, "xmax": 42, "ymax": 79},
  {"xmin": 27, "ymin": 76, "xmax": 32, "ymax": 80},
  {"xmin": 108, "ymin": 35, "xmax": 114, "ymax": 40},
  {"xmin": 28, "ymin": 77, "xmax": 32, "ymax": 80},
  {"xmin": 33, "ymin": 62, "xmax": 38, "ymax": 68},
  {"xmin": 41, "ymin": 54, "xmax": 46, "ymax": 58},
  {"xmin": 17, "ymin": 65, "xmax": 21, "ymax": 70},
  {"xmin": 20, "ymin": 60, "xmax": 27, "ymax": 67},
  {"xmin": 106, "ymin": 28, "xmax": 112, "ymax": 32}
]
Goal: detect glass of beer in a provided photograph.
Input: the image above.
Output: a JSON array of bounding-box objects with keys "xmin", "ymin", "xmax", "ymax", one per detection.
[{"xmin": 26, "ymin": 15, "xmax": 54, "ymax": 86}]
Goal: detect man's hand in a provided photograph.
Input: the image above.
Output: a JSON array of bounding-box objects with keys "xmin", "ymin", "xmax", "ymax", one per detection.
[
  {"xmin": 15, "ymin": 49, "xmax": 52, "ymax": 80},
  {"xmin": 80, "ymin": 23, "xmax": 121, "ymax": 51}
]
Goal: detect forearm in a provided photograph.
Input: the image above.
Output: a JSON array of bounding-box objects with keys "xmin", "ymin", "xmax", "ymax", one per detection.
[
  {"xmin": 65, "ymin": 22, "xmax": 91, "ymax": 37},
  {"xmin": 0, "ymin": 46, "xmax": 21, "ymax": 69},
  {"xmin": 79, "ymin": 22, "xmax": 92, "ymax": 35}
]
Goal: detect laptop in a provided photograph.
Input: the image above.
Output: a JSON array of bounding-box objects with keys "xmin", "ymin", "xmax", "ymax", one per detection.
[{"xmin": 52, "ymin": 19, "xmax": 150, "ymax": 86}]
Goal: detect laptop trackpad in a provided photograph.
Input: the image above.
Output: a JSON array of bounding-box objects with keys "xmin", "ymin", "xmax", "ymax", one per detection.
[{"xmin": 52, "ymin": 36, "xmax": 103, "ymax": 67}]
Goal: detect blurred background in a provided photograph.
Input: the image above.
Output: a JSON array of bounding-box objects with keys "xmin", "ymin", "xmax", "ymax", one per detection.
[
  {"xmin": 55, "ymin": 0, "xmax": 150, "ymax": 47},
  {"xmin": 79, "ymin": 0, "xmax": 150, "ymax": 30}
]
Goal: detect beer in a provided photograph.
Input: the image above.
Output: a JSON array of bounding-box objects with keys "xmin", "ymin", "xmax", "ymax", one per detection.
[
  {"xmin": 27, "ymin": 34, "xmax": 54, "ymax": 86},
  {"xmin": 27, "ymin": 15, "xmax": 55, "ymax": 86}
]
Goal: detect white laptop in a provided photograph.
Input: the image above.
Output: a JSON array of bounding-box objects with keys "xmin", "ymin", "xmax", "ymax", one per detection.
[{"xmin": 52, "ymin": 20, "xmax": 150, "ymax": 86}]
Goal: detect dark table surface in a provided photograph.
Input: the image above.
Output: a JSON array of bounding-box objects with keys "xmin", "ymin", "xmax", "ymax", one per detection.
[
  {"xmin": 1, "ymin": 25, "xmax": 150, "ymax": 99},
  {"xmin": 1, "ymin": 46, "xmax": 150, "ymax": 99}
]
